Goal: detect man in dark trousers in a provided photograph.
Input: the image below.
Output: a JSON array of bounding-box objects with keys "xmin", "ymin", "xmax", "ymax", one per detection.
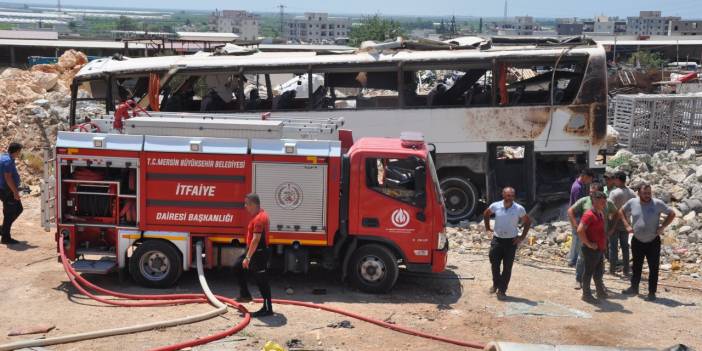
[
  {"xmin": 619, "ymin": 183, "xmax": 675, "ymax": 301},
  {"xmin": 577, "ymin": 191, "xmax": 609, "ymax": 304},
  {"xmin": 607, "ymin": 171, "xmax": 637, "ymax": 276},
  {"xmin": 567, "ymin": 169, "xmax": 594, "ymax": 268},
  {"xmin": 235, "ymin": 193, "xmax": 273, "ymax": 317},
  {"xmin": 484, "ymin": 187, "xmax": 531, "ymax": 300},
  {"xmin": 568, "ymin": 182, "xmax": 618, "ymax": 288},
  {"xmin": 1, "ymin": 142, "xmax": 23, "ymax": 245}
]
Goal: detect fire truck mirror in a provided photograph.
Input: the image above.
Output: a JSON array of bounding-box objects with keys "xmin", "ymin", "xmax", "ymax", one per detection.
[{"xmin": 414, "ymin": 162, "xmax": 427, "ymax": 208}]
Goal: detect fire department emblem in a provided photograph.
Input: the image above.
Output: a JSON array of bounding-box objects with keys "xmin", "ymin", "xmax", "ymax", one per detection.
[
  {"xmin": 275, "ymin": 182, "xmax": 303, "ymax": 210},
  {"xmin": 391, "ymin": 209, "xmax": 410, "ymax": 228}
]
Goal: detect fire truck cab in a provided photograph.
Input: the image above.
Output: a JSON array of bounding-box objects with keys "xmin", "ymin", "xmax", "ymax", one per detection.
[{"xmin": 42, "ymin": 115, "xmax": 447, "ymax": 293}]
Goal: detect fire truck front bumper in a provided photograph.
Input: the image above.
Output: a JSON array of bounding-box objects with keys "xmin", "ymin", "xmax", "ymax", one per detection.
[{"xmin": 431, "ymin": 236, "xmax": 449, "ymax": 273}]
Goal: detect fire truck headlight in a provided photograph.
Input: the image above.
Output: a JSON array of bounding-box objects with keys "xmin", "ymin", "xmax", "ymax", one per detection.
[{"xmin": 437, "ymin": 230, "xmax": 448, "ymax": 250}]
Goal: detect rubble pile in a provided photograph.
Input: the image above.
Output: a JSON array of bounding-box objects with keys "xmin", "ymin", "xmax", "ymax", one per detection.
[
  {"xmin": 448, "ymin": 148, "xmax": 702, "ymax": 278},
  {"xmin": 0, "ymin": 50, "xmax": 100, "ymax": 187}
]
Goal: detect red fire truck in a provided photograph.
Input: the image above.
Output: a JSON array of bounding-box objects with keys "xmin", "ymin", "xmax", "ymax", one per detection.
[{"xmin": 42, "ymin": 115, "xmax": 447, "ymax": 293}]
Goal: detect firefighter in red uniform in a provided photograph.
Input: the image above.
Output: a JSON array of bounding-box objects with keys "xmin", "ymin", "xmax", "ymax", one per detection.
[{"xmin": 235, "ymin": 193, "xmax": 273, "ymax": 317}]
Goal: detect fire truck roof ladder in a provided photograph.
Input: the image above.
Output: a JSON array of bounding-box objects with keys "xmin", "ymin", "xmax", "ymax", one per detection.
[{"xmin": 121, "ymin": 114, "xmax": 344, "ymax": 141}]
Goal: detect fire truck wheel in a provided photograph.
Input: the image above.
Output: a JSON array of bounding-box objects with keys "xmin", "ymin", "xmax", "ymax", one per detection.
[
  {"xmin": 129, "ymin": 240, "xmax": 183, "ymax": 288},
  {"xmin": 440, "ymin": 176, "xmax": 479, "ymax": 223},
  {"xmin": 348, "ymin": 244, "xmax": 399, "ymax": 293}
]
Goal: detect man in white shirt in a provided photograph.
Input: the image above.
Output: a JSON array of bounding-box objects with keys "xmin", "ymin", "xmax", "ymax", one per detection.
[{"xmin": 484, "ymin": 187, "xmax": 531, "ymax": 300}]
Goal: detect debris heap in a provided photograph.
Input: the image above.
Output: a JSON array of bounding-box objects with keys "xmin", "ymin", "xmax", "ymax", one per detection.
[
  {"xmin": 0, "ymin": 50, "xmax": 102, "ymax": 188},
  {"xmin": 448, "ymin": 148, "xmax": 702, "ymax": 279}
]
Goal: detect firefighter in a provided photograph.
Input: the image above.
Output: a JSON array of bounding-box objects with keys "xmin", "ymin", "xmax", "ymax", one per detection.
[
  {"xmin": 235, "ymin": 193, "xmax": 273, "ymax": 317},
  {"xmin": 1, "ymin": 142, "xmax": 23, "ymax": 245}
]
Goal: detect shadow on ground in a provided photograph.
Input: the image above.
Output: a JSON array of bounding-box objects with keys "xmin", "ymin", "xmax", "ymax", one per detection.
[{"xmin": 54, "ymin": 266, "xmax": 465, "ymax": 308}]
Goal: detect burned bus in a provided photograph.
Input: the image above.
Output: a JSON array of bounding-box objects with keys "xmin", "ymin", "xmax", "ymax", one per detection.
[{"xmin": 69, "ymin": 36, "xmax": 608, "ymax": 222}]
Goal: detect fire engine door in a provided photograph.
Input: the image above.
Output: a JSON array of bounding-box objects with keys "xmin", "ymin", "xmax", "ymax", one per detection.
[{"xmin": 356, "ymin": 155, "xmax": 433, "ymax": 263}]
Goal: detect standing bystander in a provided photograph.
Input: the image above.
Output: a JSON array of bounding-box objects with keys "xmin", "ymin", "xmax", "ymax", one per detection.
[
  {"xmin": 567, "ymin": 169, "xmax": 594, "ymax": 268},
  {"xmin": 577, "ymin": 191, "xmax": 610, "ymax": 304},
  {"xmin": 1, "ymin": 143, "xmax": 23, "ymax": 245},
  {"xmin": 607, "ymin": 171, "xmax": 637, "ymax": 276},
  {"xmin": 484, "ymin": 187, "xmax": 531, "ymax": 300},
  {"xmin": 568, "ymin": 183, "xmax": 617, "ymax": 288},
  {"xmin": 619, "ymin": 184, "xmax": 676, "ymax": 301}
]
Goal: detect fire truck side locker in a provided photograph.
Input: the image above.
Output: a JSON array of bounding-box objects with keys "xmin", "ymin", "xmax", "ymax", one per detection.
[
  {"xmin": 55, "ymin": 132, "xmax": 144, "ymax": 276},
  {"xmin": 250, "ymin": 137, "xmax": 342, "ymax": 274}
]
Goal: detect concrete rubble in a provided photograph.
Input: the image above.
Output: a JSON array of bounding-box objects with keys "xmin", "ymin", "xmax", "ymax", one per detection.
[
  {"xmin": 0, "ymin": 50, "xmax": 102, "ymax": 190},
  {"xmin": 448, "ymin": 148, "xmax": 702, "ymax": 278}
]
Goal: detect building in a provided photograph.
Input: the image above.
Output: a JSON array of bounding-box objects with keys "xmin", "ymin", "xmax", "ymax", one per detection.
[
  {"xmin": 556, "ymin": 18, "xmax": 583, "ymax": 35},
  {"xmin": 514, "ymin": 16, "xmax": 535, "ymax": 35},
  {"xmin": 627, "ymin": 11, "xmax": 680, "ymax": 36},
  {"xmin": 577, "ymin": 16, "xmax": 627, "ymax": 35},
  {"xmin": 208, "ymin": 10, "xmax": 259, "ymax": 41},
  {"xmin": 592, "ymin": 16, "xmax": 626, "ymax": 34},
  {"xmin": 284, "ymin": 12, "xmax": 351, "ymax": 44},
  {"xmin": 670, "ymin": 20, "xmax": 702, "ymax": 36},
  {"xmin": 491, "ymin": 16, "xmax": 536, "ymax": 36}
]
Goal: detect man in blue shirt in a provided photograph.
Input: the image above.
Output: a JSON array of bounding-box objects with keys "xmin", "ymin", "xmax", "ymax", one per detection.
[
  {"xmin": 484, "ymin": 187, "xmax": 531, "ymax": 300},
  {"xmin": 1, "ymin": 143, "xmax": 23, "ymax": 245},
  {"xmin": 567, "ymin": 169, "xmax": 594, "ymax": 270}
]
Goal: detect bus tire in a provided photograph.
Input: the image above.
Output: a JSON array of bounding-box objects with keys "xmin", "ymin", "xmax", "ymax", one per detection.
[
  {"xmin": 348, "ymin": 244, "xmax": 399, "ymax": 293},
  {"xmin": 440, "ymin": 176, "xmax": 479, "ymax": 223},
  {"xmin": 129, "ymin": 240, "xmax": 183, "ymax": 288}
]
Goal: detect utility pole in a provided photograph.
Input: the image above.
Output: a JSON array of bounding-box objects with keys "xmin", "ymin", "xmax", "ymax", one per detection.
[
  {"xmin": 278, "ymin": 4, "xmax": 286, "ymax": 40},
  {"xmin": 57, "ymin": 0, "xmax": 61, "ymax": 13},
  {"xmin": 503, "ymin": 0, "xmax": 508, "ymax": 20},
  {"xmin": 613, "ymin": 35, "xmax": 617, "ymax": 64}
]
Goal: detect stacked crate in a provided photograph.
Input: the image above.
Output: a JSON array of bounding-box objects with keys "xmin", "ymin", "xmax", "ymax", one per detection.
[{"xmin": 611, "ymin": 94, "xmax": 702, "ymax": 153}]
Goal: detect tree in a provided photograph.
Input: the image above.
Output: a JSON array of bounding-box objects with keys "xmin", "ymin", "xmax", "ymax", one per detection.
[
  {"xmin": 117, "ymin": 15, "xmax": 137, "ymax": 31},
  {"xmin": 349, "ymin": 15, "xmax": 406, "ymax": 46},
  {"xmin": 627, "ymin": 51, "xmax": 667, "ymax": 70}
]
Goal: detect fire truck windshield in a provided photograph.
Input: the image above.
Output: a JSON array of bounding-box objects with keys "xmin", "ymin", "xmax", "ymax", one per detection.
[{"xmin": 427, "ymin": 154, "xmax": 443, "ymax": 208}]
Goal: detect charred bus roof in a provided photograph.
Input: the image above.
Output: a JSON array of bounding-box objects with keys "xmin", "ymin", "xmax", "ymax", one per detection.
[{"xmin": 74, "ymin": 36, "xmax": 603, "ymax": 81}]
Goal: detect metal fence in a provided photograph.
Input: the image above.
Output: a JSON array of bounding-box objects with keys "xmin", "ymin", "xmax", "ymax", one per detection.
[{"xmin": 610, "ymin": 93, "xmax": 702, "ymax": 154}]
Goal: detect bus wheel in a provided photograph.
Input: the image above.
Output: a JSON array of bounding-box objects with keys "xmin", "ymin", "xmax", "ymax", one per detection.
[
  {"xmin": 348, "ymin": 244, "xmax": 399, "ymax": 293},
  {"xmin": 440, "ymin": 176, "xmax": 479, "ymax": 223},
  {"xmin": 129, "ymin": 240, "xmax": 182, "ymax": 288}
]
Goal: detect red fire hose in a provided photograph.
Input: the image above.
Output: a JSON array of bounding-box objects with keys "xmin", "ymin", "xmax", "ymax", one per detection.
[
  {"xmin": 261, "ymin": 298, "xmax": 486, "ymax": 349},
  {"xmin": 1, "ymin": 234, "xmax": 486, "ymax": 350}
]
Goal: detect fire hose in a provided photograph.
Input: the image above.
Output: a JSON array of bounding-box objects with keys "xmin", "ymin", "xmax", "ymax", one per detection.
[
  {"xmin": 0, "ymin": 235, "xmax": 487, "ymax": 350},
  {"xmin": 0, "ymin": 240, "xmax": 251, "ymax": 351}
]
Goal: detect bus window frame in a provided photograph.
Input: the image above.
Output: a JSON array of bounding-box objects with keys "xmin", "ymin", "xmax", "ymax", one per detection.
[{"xmin": 69, "ymin": 51, "xmax": 596, "ymax": 123}]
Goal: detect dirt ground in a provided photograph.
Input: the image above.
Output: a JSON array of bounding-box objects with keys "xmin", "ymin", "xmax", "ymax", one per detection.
[{"xmin": 1, "ymin": 197, "xmax": 700, "ymax": 351}]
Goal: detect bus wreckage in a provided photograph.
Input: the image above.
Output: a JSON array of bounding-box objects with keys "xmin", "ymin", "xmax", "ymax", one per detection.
[{"xmin": 67, "ymin": 35, "xmax": 608, "ymax": 222}]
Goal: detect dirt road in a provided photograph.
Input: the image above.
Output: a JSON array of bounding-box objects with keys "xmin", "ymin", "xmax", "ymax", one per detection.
[{"xmin": 0, "ymin": 197, "xmax": 700, "ymax": 350}]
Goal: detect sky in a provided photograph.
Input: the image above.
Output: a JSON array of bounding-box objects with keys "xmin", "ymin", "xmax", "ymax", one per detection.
[{"xmin": 4, "ymin": 0, "xmax": 702, "ymax": 18}]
